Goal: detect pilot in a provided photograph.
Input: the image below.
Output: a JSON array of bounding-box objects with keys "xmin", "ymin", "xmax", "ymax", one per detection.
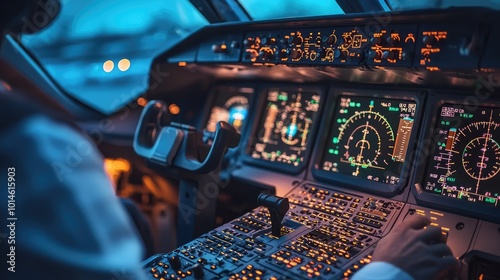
[
  {"xmin": 353, "ymin": 215, "xmax": 460, "ymax": 280},
  {"xmin": 0, "ymin": 1, "xmax": 459, "ymax": 279},
  {"xmin": 0, "ymin": 1, "xmax": 147, "ymax": 279}
]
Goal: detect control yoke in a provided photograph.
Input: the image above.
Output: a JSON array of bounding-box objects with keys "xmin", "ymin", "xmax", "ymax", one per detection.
[
  {"xmin": 134, "ymin": 100, "xmax": 240, "ymax": 173},
  {"xmin": 258, "ymin": 193, "xmax": 290, "ymax": 237}
]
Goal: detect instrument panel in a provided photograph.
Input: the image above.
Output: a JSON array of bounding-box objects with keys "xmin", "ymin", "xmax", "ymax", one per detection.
[
  {"xmin": 201, "ymin": 84, "xmax": 500, "ymax": 223},
  {"xmin": 147, "ymin": 8, "xmax": 500, "ymax": 279}
]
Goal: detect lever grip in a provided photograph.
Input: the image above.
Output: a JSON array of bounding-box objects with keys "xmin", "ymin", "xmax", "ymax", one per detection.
[
  {"xmin": 133, "ymin": 101, "xmax": 182, "ymax": 165},
  {"xmin": 173, "ymin": 121, "xmax": 241, "ymax": 173},
  {"xmin": 258, "ymin": 193, "xmax": 290, "ymax": 237}
]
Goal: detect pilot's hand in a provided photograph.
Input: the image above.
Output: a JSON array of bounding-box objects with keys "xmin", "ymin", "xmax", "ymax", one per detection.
[{"xmin": 373, "ymin": 215, "xmax": 459, "ymax": 280}]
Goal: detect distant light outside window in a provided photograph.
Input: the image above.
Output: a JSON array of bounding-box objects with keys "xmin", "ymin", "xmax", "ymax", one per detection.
[
  {"xmin": 21, "ymin": 0, "xmax": 208, "ymax": 115},
  {"xmin": 238, "ymin": 0, "xmax": 344, "ymax": 20}
]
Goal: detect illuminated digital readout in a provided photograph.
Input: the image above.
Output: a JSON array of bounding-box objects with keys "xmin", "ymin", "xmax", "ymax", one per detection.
[
  {"xmin": 321, "ymin": 96, "xmax": 416, "ymax": 185},
  {"xmin": 205, "ymin": 94, "xmax": 249, "ymax": 134},
  {"xmin": 423, "ymin": 104, "xmax": 500, "ymax": 208},
  {"xmin": 250, "ymin": 89, "xmax": 321, "ymax": 167}
]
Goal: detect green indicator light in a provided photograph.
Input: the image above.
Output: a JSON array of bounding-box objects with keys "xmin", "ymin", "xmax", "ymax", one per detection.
[
  {"xmin": 356, "ymin": 103, "xmax": 361, "ymax": 107},
  {"xmin": 458, "ymin": 192, "xmax": 462, "ymax": 199},
  {"xmin": 370, "ymin": 100, "xmax": 374, "ymax": 106},
  {"xmin": 349, "ymin": 102, "xmax": 355, "ymax": 107},
  {"xmin": 434, "ymin": 189, "xmax": 441, "ymax": 193},
  {"xmin": 337, "ymin": 119, "xmax": 343, "ymax": 123},
  {"xmin": 344, "ymin": 109, "xmax": 348, "ymax": 113},
  {"xmin": 277, "ymin": 151, "xmax": 281, "ymax": 156},
  {"xmin": 333, "ymin": 137, "xmax": 339, "ymax": 144},
  {"xmin": 329, "ymin": 149, "xmax": 335, "ymax": 154},
  {"xmin": 485, "ymin": 197, "xmax": 496, "ymax": 204},
  {"xmin": 343, "ymin": 118, "xmax": 347, "ymax": 122},
  {"xmin": 334, "ymin": 150, "xmax": 339, "ymax": 155}
]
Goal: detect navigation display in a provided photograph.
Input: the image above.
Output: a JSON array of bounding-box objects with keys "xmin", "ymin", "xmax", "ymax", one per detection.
[
  {"xmin": 423, "ymin": 104, "xmax": 500, "ymax": 207},
  {"xmin": 321, "ymin": 96, "xmax": 417, "ymax": 185},
  {"xmin": 250, "ymin": 88, "xmax": 321, "ymax": 167},
  {"xmin": 205, "ymin": 90, "xmax": 251, "ymax": 134}
]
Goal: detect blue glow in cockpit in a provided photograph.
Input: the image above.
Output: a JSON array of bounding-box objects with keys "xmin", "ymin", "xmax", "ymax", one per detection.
[
  {"xmin": 229, "ymin": 106, "xmax": 248, "ymax": 123},
  {"xmin": 287, "ymin": 124, "xmax": 298, "ymax": 137}
]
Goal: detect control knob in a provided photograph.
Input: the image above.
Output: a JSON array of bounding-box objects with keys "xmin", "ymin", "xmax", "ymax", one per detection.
[
  {"xmin": 386, "ymin": 36, "xmax": 399, "ymax": 47},
  {"xmin": 290, "ymin": 49, "xmax": 303, "ymax": 60},
  {"xmin": 422, "ymin": 35, "xmax": 437, "ymax": 45},
  {"xmin": 191, "ymin": 264, "xmax": 205, "ymax": 279},
  {"xmin": 334, "ymin": 49, "xmax": 345, "ymax": 60},
  {"xmin": 368, "ymin": 50, "xmax": 382, "ymax": 60},
  {"xmin": 382, "ymin": 50, "xmax": 397, "ymax": 60},
  {"xmin": 323, "ymin": 35, "xmax": 337, "ymax": 44},
  {"xmin": 279, "ymin": 48, "xmax": 290, "ymax": 59},
  {"xmin": 168, "ymin": 255, "xmax": 182, "ymax": 270},
  {"xmin": 288, "ymin": 35, "xmax": 303, "ymax": 46},
  {"xmin": 259, "ymin": 49, "xmax": 275, "ymax": 61}
]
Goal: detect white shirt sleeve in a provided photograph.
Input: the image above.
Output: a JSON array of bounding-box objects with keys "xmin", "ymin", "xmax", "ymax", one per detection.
[
  {"xmin": 1, "ymin": 116, "xmax": 147, "ymax": 280},
  {"xmin": 351, "ymin": 262, "xmax": 414, "ymax": 280}
]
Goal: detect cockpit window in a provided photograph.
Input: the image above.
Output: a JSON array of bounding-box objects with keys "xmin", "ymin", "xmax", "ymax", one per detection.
[
  {"xmin": 21, "ymin": 0, "xmax": 208, "ymax": 115},
  {"xmin": 237, "ymin": 0, "xmax": 345, "ymax": 20}
]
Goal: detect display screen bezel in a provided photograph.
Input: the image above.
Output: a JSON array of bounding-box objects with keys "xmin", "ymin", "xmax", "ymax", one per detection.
[
  {"xmin": 411, "ymin": 93, "xmax": 500, "ymax": 223},
  {"xmin": 243, "ymin": 84, "xmax": 326, "ymax": 174},
  {"xmin": 312, "ymin": 88, "xmax": 424, "ymax": 196}
]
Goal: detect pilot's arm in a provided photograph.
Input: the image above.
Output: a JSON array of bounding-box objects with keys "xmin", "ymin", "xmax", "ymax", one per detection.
[
  {"xmin": 0, "ymin": 111, "xmax": 147, "ymax": 280},
  {"xmin": 352, "ymin": 215, "xmax": 459, "ymax": 280}
]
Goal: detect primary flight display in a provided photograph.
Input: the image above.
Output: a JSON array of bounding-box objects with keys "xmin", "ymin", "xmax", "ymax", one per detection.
[{"xmin": 321, "ymin": 95, "xmax": 417, "ymax": 185}]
